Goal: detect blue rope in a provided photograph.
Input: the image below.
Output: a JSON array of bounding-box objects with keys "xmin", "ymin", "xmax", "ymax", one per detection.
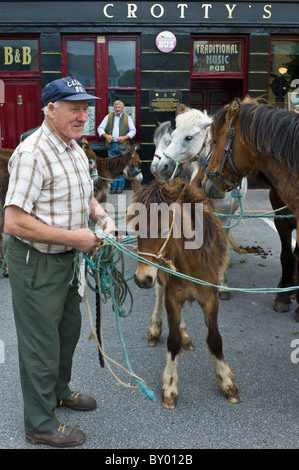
[{"xmin": 73, "ymin": 237, "xmax": 155, "ymax": 402}]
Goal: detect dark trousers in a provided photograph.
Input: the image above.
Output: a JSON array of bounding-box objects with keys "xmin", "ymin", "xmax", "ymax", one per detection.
[{"xmin": 7, "ymin": 237, "xmax": 81, "ymax": 434}]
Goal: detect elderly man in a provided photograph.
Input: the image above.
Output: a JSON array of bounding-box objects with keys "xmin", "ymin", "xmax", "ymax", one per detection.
[
  {"xmin": 97, "ymin": 100, "xmax": 136, "ymax": 194},
  {"xmin": 4, "ymin": 76, "xmax": 118, "ymax": 447}
]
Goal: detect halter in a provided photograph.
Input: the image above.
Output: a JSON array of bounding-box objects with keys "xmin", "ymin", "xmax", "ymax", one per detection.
[
  {"xmin": 137, "ymin": 209, "xmax": 177, "ymax": 271},
  {"xmin": 205, "ymin": 123, "xmax": 243, "ymax": 190},
  {"xmin": 163, "ymin": 129, "xmax": 210, "ymax": 180}
]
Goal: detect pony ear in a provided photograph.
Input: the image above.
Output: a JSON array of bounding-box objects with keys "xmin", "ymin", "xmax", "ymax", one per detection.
[
  {"xmin": 155, "ymin": 120, "xmax": 161, "ymax": 128},
  {"xmin": 170, "ymin": 118, "xmax": 176, "ymax": 130},
  {"xmin": 199, "ymin": 116, "xmax": 212, "ymax": 129}
]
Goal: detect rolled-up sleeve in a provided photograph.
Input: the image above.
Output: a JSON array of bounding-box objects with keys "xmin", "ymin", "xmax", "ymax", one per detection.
[
  {"xmin": 127, "ymin": 116, "xmax": 136, "ymax": 139},
  {"xmin": 5, "ymin": 152, "xmax": 43, "ymax": 214}
]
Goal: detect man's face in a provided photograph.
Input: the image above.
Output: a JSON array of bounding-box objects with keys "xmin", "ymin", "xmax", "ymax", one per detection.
[
  {"xmin": 47, "ymin": 100, "xmax": 89, "ymax": 145},
  {"xmin": 113, "ymin": 103, "xmax": 124, "ymax": 117}
]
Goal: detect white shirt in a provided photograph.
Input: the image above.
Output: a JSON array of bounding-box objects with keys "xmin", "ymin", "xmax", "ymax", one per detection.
[
  {"xmin": 5, "ymin": 120, "xmax": 93, "ymax": 253},
  {"xmin": 97, "ymin": 112, "xmax": 136, "ymax": 142}
]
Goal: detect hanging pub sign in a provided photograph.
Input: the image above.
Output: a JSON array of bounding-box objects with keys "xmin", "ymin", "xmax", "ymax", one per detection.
[
  {"xmin": 0, "ymin": 39, "xmax": 39, "ymax": 72},
  {"xmin": 193, "ymin": 40, "xmax": 242, "ymax": 73},
  {"xmin": 155, "ymin": 31, "xmax": 177, "ymax": 53}
]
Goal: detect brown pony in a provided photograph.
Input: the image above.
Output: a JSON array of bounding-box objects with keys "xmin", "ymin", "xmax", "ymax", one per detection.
[
  {"xmin": 81, "ymin": 136, "xmax": 143, "ymax": 203},
  {"xmin": 202, "ymin": 97, "xmax": 299, "ymax": 318},
  {"xmin": 129, "ymin": 178, "xmax": 241, "ymax": 408}
]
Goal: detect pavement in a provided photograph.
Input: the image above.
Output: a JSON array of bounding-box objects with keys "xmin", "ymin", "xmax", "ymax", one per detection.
[{"xmin": 0, "ymin": 188, "xmax": 298, "ymax": 453}]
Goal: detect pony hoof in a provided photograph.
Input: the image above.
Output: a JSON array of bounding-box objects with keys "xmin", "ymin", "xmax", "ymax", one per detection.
[
  {"xmin": 273, "ymin": 301, "xmax": 291, "ymax": 313},
  {"xmin": 162, "ymin": 398, "xmax": 177, "ymax": 409},
  {"xmin": 182, "ymin": 341, "xmax": 195, "ymax": 351},
  {"xmin": 148, "ymin": 338, "xmax": 159, "ymax": 347},
  {"xmin": 227, "ymin": 393, "xmax": 242, "ymax": 404},
  {"xmin": 219, "ymin": 291, "xmax": 231, "ymax": 301}
]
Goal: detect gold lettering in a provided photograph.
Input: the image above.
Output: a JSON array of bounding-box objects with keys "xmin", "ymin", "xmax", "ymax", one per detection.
[
  {"xmin": 4, "ymin": 46, "xmax": 13, "ymax": 65},
  {"xmin": 14, "ymin": 48, "xmax": 21, "ymax": 63},
  {"xmin": 22, "ymin": 46, "xmax": 32, "ymax": 65},
  {"xmin": 225, "ymin": 4, "xmax": 237, "ymax": 19},
  {"xmin": 103, "ymin": 3, "xmax": 114, "ymax": 18},
  {"xmin": 150, "ymin": 4, "xmax": 164, "ymax": 18},
  {"xmin": 127, "ymin": 4, "xmax": 137, "ymax": 18},
  {"xmin": 202, "ymin": 4, "xmax": 212, "ymax": 19},
  {"xmin": 263, "ymin": 4, "xmax": 272, "ymax": 19},
  {"xmin": 177, "ymin": 4, "xmax": 188, "ymax": 18}
]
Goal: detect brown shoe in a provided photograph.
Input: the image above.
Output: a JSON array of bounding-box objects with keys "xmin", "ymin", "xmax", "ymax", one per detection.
[
  {"xmin": 26, "ymin": 423, "xmax": 85, "ymax": 447},
  {"xmin": 58, "ymin": 391, "xmax": 97, "ymax": 411}
]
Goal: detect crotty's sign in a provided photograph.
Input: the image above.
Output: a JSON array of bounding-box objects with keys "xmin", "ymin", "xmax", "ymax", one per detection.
[{"xmin": 0, "ymin": 2, "xmax": 298, "ymax": 25}]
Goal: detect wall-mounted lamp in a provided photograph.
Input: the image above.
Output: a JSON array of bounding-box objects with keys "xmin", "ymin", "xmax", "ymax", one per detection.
[{"xmin": 278, "ymin": 66, "xmax": 288, "ymax": 75}]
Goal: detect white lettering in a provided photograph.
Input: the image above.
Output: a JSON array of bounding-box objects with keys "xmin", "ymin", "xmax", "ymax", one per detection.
[
  {"xmin": 202, "ymin": 3, "xmax": 212, "ymax": 19},
  {"xmin": 0, "ymin": 340, "xmax": 4, "ymax": 364},
  {"xmin": 103, "ymin": 3, "xmax": 114, "ymax": 18},
  {"xmin": 127, "ymin": 3, "xmax": 137, "ymax": 18},
  {"xmin": 177, "ymin": 3, "xmax": 188, "ymax": 18},
  {"xmin": 291, "ymin": 339, "xmax": 299, "ymax": 364},
  {"xmin": 263, "ymin": 4, "xmax": 272, "ymax": 19},
  {"xmin": 151, "ymin": 3, "xmax": 164, "ymax": 18},
  {"xmin": 225, "ymin": 4, "xmax": 237, "ymax": 19},
  {"xmin": 290, "ymin": 79, "xmax": 299, "ymax": 104}
]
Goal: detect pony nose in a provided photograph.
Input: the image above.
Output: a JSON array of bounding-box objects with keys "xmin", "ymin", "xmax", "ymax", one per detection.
[{"xmin": 134, "ymin": 273, "xmax": 154, "ymax": 289}]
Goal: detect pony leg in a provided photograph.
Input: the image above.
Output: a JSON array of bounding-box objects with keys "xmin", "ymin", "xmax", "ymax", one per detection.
[
  {"xmin": 200, "ymin": 288, "xmax": 241, "ymax": 403},
  {"xmin": 162, "ymin": 351, "xmax": 179, "ymax": 409},
  {"xmin": 148, "ymin": 281, "xmax": 164, "ymax": 346},
  {"xmin": 218, "ymin": 271, "xmax": 230, "ymax": 301},
  {"xmin": 161, "ymin": 292, "xmax": 182, "ymax": 409},
  {"xmin": 179, "ymin": 308, "xmax": 195, "ymax": 350}
]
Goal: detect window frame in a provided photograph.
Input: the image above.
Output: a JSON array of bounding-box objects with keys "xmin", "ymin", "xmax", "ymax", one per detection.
[
  {"xmin": 268, "ymin": 35, "xmax": 299, "ymax": 107},
  {"xmin": 0, "ymin": 34, "xmax": 40, "ymax": 78},
  {"xmin": 61, "ymin": 34, "xmax": 140, "ymax": 142},
  {"xmin": 191, "ymin": 35, "xmax": 248, "ymax": 80}
]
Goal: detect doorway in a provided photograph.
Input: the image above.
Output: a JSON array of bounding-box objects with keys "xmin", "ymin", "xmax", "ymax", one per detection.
[
  {"xmin": 0, "ymin": 79, "xmax": 42, "ymax": 149},
  {"xmin": 190, "ymin": 79, "xmax": 244, "ymax": 115}
]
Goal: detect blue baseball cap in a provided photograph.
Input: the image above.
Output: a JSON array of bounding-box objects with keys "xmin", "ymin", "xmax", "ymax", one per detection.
[{"xmin": 42, "ymin": 76, "xmax": 101, "ymax": 106}]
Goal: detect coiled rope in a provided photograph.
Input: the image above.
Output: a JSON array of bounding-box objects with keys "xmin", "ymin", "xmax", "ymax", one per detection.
[{"xmin": 71, "ymin": 235, "xmax": 155, "ymax": 403}]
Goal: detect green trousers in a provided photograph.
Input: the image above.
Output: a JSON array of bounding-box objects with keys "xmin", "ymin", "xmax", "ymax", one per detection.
[{"xmin": 7, "ymin": 237, "xmax": 81, "ymax": 434}]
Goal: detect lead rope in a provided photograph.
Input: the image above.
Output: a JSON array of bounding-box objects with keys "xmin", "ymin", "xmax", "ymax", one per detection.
[{"xmin": 73, "ymin": 240, "xmax": 155, "ymax": 402}]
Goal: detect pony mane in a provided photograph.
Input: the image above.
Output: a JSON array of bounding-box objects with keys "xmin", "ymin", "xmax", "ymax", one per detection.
[
  {"xmin": 175, "ymin": 108, "xmax": 210, "ymax": 132},
  {"xmin": 131, "ymin": 179, "xmax": 218, "ymax": 245},
  {"xmin": 239, "ymin": 102, "xmax": 299, "ymax": 171},
  {"xmin": 212, "ymin": 98, "xmax": 299, "ymax": 173},
  {"xmin": 153, "ymin": 121, "xmax": 174, "ymax": 143}
]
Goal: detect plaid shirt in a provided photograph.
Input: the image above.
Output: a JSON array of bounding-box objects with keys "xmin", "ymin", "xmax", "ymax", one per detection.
[{"xmin": 5, "ymin": 120, "xmax": 93, "ymax": 253}]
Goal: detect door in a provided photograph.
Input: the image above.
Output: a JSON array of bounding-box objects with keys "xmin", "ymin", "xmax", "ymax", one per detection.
[
  {"xmin": 0, "ymin": 79, "xmax": 42, "ymax": 149},
  {"xmin": 191, "ymin": 79, "xmax": 244, "ymax": 115}
]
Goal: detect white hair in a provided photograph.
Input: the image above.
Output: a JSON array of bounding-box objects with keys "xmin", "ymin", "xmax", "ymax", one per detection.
[
  {"xmin": 175, "ymin": 108, "xmax": 211, "ymax": 132},
  {"xmin": 43, "ymin": 100, "xmax": 61, "ymax": 116}
]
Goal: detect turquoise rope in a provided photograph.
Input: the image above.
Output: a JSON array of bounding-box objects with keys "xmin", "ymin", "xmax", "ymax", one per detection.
[
  {"xmin": 97, "ymin": 234, "xmax": 299, "ymax": 295},
  {"xmin": 73, "ymin": 239, "xmax": 155, "ymax": 402}
]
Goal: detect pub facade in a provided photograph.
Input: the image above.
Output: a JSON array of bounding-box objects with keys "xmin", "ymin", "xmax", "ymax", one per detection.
[{"xmin": 0, "ymin": 0, "xmax": 298, "ymax": 181}]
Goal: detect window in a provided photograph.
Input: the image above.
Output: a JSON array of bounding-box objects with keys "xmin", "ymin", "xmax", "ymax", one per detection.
[
  {"xmin": 0, "ymin": 37, "xmax": 39, "ymax": 75},
  {"xmin": 62, "ymin": 35, "xmax": 139, "ymax": 139},
  {"xmin": 192, "ymin": 37, "xmax": 247, "ymax": 77},
  {"xmin": 269, "ymin": 38, "xmax": 299, "ymax": 110}
]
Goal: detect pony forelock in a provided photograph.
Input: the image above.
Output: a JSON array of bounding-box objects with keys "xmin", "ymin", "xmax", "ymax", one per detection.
[{"xmin": 176, "ymin": 108, "xmax": 211, "ymax": 132}]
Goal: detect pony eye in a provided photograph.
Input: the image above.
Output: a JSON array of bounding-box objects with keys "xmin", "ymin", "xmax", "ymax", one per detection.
[{"xmin": 185, "ymin": 136, "xmax": 193, "ymax": 141}]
